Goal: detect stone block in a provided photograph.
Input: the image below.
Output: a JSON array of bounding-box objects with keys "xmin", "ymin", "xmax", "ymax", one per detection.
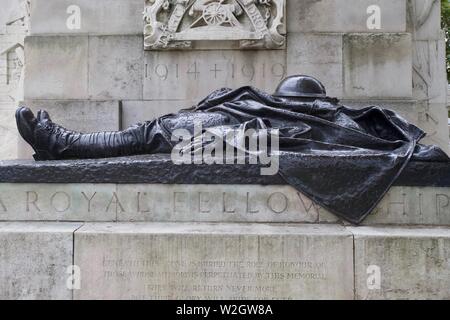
[
  {"xmin": 21, "ymin": 100, "xmax": 120, "ymax": 132},
  {"xmin": 29, "ymin": 0, "xmax": 144, "ymax": 35},
  {"xmin": 287, "ymin": 33, "xmax": 343, "ymax": 97},
  {"xmin": 143, "ymin": 50, "xmax": 286, "ymax": 100},
  {"xmin": 121, "ymin": 100, "xmax": 196, "ymax": 129},
  {"xmin": 0, "ymin": 103, "xmax": 20, "ymax": 160},
  {"xmin": 74, "ymin": 223, "xmax": 354, "ymax": 300},
  {"xmin": 416, "ymin": 103, "xmax": 450, "ymax": 155},
  {"xmin": 287, "ymin": 0, "xmax": 407, "ymax": 33},
  {"xmin": 0, "ymin": 222, "xmax": 82, "ymax": 299},
  {"xmin": 24, "ymin": 36, "xmax": 88, "ymax": 99},
  {"xmin": 88, "ymin": 36, "xmax": 143, "ymax": 100},
  {"xmin": 407, "ymin": 0, "xmax": 442, "ymax": 40},
  {"xmin": 413, "ymin": 38, "xmax": 447, "ymax": 104},
  {"xmin": 0, "ymin": 183, "xmax": 117, "ymax": 221},
  {"xmin": 350, "ymin": 226, "xmax": 450, "ymax": 299},
  {"xmin": 343, "ymin": 33, "xmax": 412, "ymax": 98}
]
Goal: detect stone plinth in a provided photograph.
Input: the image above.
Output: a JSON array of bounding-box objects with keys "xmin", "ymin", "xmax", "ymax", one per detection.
[
  {"xmin": 0, "ymin": 156, "xmax": 449, "ymax": 225},
  {"xmin": 74, "ymin": 223, "xmax": 354, "ymax": 300}
]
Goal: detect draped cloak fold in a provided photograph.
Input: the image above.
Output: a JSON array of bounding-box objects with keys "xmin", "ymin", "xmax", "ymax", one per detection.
[{"xmin": 155, "ymin": 86, "xmax": 449, "ymax": 224}]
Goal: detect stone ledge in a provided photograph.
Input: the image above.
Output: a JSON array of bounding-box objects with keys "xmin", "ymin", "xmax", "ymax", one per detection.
[{"xmin": 0, "ymin": 154, "xmax": 449, "ymax": 187}]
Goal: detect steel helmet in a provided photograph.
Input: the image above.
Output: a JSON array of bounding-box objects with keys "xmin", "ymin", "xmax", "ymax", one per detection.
[{"xmin": 274, "ymin": 75, "xmax": 327, "ymax": 98}]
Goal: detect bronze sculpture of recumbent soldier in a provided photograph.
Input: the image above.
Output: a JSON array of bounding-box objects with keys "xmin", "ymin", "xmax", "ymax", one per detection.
[{"xmin": 15, "ymin": 75, "xmax": 450, "ymax": 224}]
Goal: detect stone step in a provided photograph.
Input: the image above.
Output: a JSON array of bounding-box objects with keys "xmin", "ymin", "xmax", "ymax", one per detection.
[{"xmin": 0, "ymin": 222, "xmax": 449, "ymax": 299}]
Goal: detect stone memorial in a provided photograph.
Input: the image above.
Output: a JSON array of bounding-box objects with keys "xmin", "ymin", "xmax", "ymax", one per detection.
[{"xmin": 0, "ymin": 0, "xmax": 449, "ymax": 300}]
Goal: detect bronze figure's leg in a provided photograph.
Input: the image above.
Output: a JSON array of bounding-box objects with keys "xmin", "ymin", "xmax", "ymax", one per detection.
[{"xmin": 15, "ymin": 107, "xmax": 174, "ymax": 161}]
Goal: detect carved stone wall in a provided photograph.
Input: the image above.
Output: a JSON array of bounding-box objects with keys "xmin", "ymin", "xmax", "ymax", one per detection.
[
  {"xmin": 407, "ymin": 0, "xmax": 449, "ymax": 151},
  {"xmin": 0, "ymin": 0, "xmax": 29, "ymax": 160}
]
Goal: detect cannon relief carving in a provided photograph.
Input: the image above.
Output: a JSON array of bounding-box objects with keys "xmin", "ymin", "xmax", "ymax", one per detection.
[{"xmin": 143, "ymin": 0, "xmax": 286, "ymax": 50}]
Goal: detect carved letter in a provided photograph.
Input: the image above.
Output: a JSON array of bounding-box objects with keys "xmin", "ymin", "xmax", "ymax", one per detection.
[
  {"xmin": 0, "ymin": 196, "xmax": 7, "ymax": 212},
  {"xmin": 199, "ymin": 192, "xmax": 211, "ymax": 213},
  {"xmin": 50, "ymin": 192, "xmax": 71, "ymax": 213},
  {"xmin": 106, "ymin": 192, "xmax": 125, "ymax": 213},
  {"xmin": 173, "ymin": 192, "xmax": 187, "ymax": 213},
  {"xmin": 436, "ymin": 194, "xmax": 450, "ymax": 216},
  {"xmin": 81, "ymin": 192, "xmax": 97, "ymax": 212},
  {"xmin": 267, "ymin": 192, "xmax": 288, "ymax": 214},
  {"xmin": 246, "ymin": 192, "xmax": 259, "ymax": 214},
  {"xmin": 222, "ymin": 192, "xmax": 236, "ymax": 213},
  {"xmin": 388, "ymin": 194, "xmax": 407, "ymax": 216},
  {"xmin": 296, "ymin": 192, "xmax": 319, "ymax": 218},
  {"xmin": 137, "ymin": 192, "xmax": 151, "ymax": 214},
  {"xmin": 26, "ymin": 191, "xmax": 40, "ymax": 212}
]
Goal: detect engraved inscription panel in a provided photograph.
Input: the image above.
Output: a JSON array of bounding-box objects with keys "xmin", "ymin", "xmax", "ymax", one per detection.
[
  {"xmin": 74, "ymin": 223, "xmax": 354, "ymax": 299},
  {"xmin": 143, "ymin": 50, "xmax": 286, "ymax": 100},
  {"xmin": 0, "ymin": 184, "xmax": 449, "ymax": 225}
]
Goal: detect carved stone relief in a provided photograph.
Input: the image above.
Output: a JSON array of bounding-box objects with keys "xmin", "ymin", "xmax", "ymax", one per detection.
[
  {"xmin": 0, "ymin": 0, "xmax": 30, "ymax": 102},
  {"xmin": 143, "ymin": 0, "xmax": 286, "ymax": 50}
]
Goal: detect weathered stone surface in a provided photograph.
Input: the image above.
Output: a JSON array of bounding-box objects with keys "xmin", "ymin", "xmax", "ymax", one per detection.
[
  {"xmin": 350, "ymin": 226, "xmax": 450, "ymax": 299},
  {"xmin": 29, "ymin": 0, "xmax": 143, "ymax": 35},
  {"xmin": 0, "ymin": 222, "xmax": 81, "ymax": 300},
  {"xmin": 74, "ymin": 223, "xmax": 354, "ymax": 300},
  {"xmin": 407, "ymin": 0, "xmax": 442, "ymax": 40},
  {"xmin": 413, "ymin": 38, "xmax": 447, "ymax": 105},
  {"xmin": 121, "ymin": 100, "xmax": 195, "ymax": 129},
  {"xmin": 88, "ymin": 36, "xmax": 143, "ymax": 100},
  {"xmin": 287, "ymin": 0, "xmax": 407, "ymax": 33},
  {"xmin": 416, "ymin": 103, "xmax": 450, "ymax": 155},
  {"xmin": 0, "ymin": 182, "xmax": 449, "ymax": 225},
  {"xmin": 287, "ymin": 33, "xmax": 343, "ymax": 97},
  {"xmin": 143, "ymin": 50, "xmax": 286, "ymax": 100},
  {"xmin": 343, "ymin": 33, "xmax": 412, "ymax": 98},
  {"xmin": 0, "ymin": 103, "xmax": 20, "ymax": 160},
  {"xmin": 116, "ymin": 184, "xmax": 319, "ymax": 223},
  {"xmin": 0, "ymin": 183, "xmax": 320, "ymax": 223},
  {"xmin": 21, "ymin": 100, "xmax": 120, "ymax": 132},
  {"xmin": 0, "ymin": 183, "xmax": 117, "ymax": 221},
  {"xmin": 24, "ymin": 36, "xmax": 88, "ymax": 99}
]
